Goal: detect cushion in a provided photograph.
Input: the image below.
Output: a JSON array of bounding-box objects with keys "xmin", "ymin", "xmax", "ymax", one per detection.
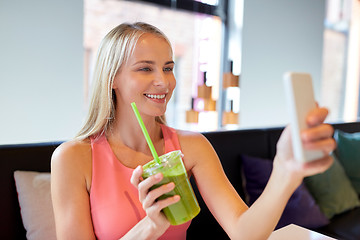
[
  {"xmin": 241, "ymin": 155, "xmax": 329, "ymax": 229},
  {"xmin": 14, "ymin": 171, "xmax": 56, "ymax": 240},
  {"xmin": 304, "ymin": 154, "xmax": 360, "ymax": 219},
  {"xmin": 334, "ymin": 129, "xmax": 360, "ymax": 194}
]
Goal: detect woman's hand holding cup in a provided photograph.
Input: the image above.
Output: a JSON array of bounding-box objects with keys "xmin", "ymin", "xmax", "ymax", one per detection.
[{"xmin": 130, "ymin": 165, "xmax": 179, "ymax": 236}]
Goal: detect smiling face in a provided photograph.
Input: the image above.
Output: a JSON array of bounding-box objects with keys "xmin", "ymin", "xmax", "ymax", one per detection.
[{"xmin": 112, "ymin": 33, "xmax": 176, "ymax": 118}]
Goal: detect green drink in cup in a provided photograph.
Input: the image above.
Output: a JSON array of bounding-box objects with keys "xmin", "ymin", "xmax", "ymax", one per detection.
[
  {"xmin": 130, "ymin": 102, "xmax": 200, "ymax": 225},
  {"xmin": 142, "ymin": 150, "xmax": 200, "ymax": 225}
]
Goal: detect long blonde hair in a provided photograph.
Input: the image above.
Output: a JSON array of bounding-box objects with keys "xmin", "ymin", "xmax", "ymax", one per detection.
[{"xmin": 76, "ymin": 22, "xmax": 170, "ymax": 140}]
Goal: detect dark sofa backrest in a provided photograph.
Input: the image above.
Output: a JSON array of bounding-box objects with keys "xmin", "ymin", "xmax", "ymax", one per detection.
[
  {"xmin": 0, "ymin": 142, "xmax": 61, "ymax": 239},
  {"xmin": 1, "ymin": 122, "xmax": 360, "ymax": 239}
]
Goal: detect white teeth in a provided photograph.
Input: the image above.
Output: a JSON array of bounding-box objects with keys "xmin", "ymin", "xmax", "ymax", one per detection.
[{"xmin": 145, "ymin": 94, "xmax": 165, "ymax": 99}]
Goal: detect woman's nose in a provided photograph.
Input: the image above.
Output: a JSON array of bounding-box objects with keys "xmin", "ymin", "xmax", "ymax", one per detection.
[{"xmin": 153, "ymin": 71, "xmax": 169, "ymax": 87}]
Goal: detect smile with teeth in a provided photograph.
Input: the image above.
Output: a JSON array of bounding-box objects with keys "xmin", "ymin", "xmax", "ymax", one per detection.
[{"xmin": 145, "ymin": 94, "xmax": 166, "ymax": 99}]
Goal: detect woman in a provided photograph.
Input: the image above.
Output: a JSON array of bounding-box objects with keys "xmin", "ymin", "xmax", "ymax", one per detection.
[{"xmin": 51, "ymin": 22, "xmax": 335, "ymax": 240}]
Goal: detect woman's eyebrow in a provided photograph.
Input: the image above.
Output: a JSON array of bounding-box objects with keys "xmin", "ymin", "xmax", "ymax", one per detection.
[
  {"xmin": 132, "ymin": 60, "xmax": 154, "ymax": 66},
  {"xmin": 132, "ymin": 60, "xmax": 175, "ymax": 66}
]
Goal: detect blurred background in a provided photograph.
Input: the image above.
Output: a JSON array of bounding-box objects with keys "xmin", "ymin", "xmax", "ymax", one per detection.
[{"xmin": 0, "ymin": 0, "xmax": 359, "ymax": 144}]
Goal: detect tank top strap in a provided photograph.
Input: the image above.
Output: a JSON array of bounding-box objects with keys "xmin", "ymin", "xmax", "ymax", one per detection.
[{"xmin": 160, "ymin": 124, "xmax": 181, "ymax": 153}]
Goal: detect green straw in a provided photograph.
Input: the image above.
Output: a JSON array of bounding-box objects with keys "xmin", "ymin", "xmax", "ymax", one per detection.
[{"xmin": 131, "ymin": 102, "xmax": 160, "ymax": 164}]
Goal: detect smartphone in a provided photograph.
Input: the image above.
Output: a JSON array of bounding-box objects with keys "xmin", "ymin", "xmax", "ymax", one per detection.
[{"xmin": 283, "ymin": 72, "xmax": 324, "ymax": 163}]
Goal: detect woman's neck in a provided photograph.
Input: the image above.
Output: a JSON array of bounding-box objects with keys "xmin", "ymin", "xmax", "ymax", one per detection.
[{"xmin": 107, "ymin": 109, "xmax": 162, "ymax": 154}]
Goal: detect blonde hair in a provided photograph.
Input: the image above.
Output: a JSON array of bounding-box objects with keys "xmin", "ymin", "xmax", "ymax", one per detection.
[{"xmin": 76, "ymin": 22, "xmax": 170, "ymax": 140}]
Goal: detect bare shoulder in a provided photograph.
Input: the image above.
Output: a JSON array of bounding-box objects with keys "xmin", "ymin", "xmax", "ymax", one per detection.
[
  {"xmin": 51, "ymin": 139, "xmax": 92, "ymax": 173},
  {"xmin": 51, "ymin": 139, "xmax": 93, "ymax": 191},
  {"xmin": 176, "ymin": 129, "xmax": 213, "ymax": 150},
  {"xmin": 175, "ymin": 129, "xmax": 218, "ymax": 170},
  {"xmin": 52, "ymin": 139, "xmax": 91, "ymax": 161}
]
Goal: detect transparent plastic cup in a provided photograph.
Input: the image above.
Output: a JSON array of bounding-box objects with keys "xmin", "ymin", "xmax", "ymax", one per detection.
[{"xmin": 142, "ymin": 150, "xmax": 200, "ymax": 225}]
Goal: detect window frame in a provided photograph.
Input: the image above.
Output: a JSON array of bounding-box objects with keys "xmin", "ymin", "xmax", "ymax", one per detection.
[{"xmin": 132, "ymin": 0, "xmax": 228, "ymax": 19}]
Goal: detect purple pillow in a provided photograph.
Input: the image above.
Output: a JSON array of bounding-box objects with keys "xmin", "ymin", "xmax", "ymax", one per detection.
[{"xmin": 241, "ymin": 154, "xmax": 329, "ymax": 229}]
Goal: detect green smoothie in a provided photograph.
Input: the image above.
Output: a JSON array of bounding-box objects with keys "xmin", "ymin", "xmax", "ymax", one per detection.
[{"xmin": 142, "ymin": 150, "xmax": 200, "ymax": 225}]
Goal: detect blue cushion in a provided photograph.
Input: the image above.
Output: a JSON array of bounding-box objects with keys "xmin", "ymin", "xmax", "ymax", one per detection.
[{"xmin": 241, "ymin": 154, "xmax": 329, "ymax": 229}]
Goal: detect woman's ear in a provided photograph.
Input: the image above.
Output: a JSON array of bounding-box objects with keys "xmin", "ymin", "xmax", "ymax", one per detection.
[
  {"xmin": 112, "ymin": 73, "xmax": 119, "ymax": 89},
  {"xmin": 112, "ymin": 67, "xmax": 123, "ymax": 89}
]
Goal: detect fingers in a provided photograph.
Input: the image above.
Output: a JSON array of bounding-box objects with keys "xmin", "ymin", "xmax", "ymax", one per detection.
[
  {"xmin": 137, "ymin": 172, "xmax": 163, "ymax": 202},
  {"xmin": 303, "ymin": 155, "xmax": 334, "ymax": 177},
  {"xmin": 306, "ymin": 107, "xmax": 329, "ymax": 127},
  {"xmin": 301, "ymin": 107, "xmax": 336, "ymax": 157},
  {"xmin": 302, "ymin": 137, "xmax": 336, "ymax": 156},
  {"xmin": 140, "ymin": 178, "xmax": 180, "ymax": 222},
  {"xmin": 130, "ymin": 166, "xmax": 180, "ymax": 220},
  {"xmin": 301, "ymin": 122, "xmax": 336, "ymax": 157},
  {"xmin": 144, "ymin": 191, "xmax": 180, "ymax": 215},
  {"xmin": 276, "ymin": 106, "xmax": 335, "ymax": 182},
  {"xmin": 144, "ymin": 194, "xmax": 180, "ymax": 228},
  {"xmin": 130, "ymin": 165, "xmax": 143, "ymax": 188},
  {"xmin": 301, "ymin": 123, "xmax": 334, "ymax": 142},
  {"xmin": 130, "ymin": 166, "xmax": 169, "ymax": 203},
  {"xmin": 140, "ymin": 181, "xmax": 174, "ymax": 209}
]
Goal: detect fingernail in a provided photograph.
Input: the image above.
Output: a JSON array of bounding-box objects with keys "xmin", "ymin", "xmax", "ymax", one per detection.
[
  {"xmin": 167, "ymin": 182, "xmax": 175, "ymax": 189},
  {"xmin": 173, "ymin": 195, "xmax": 180, "ymax": 201},
  {"xmin": 155, "ymin": 173, "xmax": 162, "ymax": 180}
]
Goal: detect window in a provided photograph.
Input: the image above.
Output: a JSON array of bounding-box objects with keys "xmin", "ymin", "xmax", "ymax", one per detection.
[
  {"xmin": 84, "ymin": 0, "xmax": 228, "ymax": 131},
  {"xmin": 321, "ymin": 0, "xmax": 360, "ymax": 123}
]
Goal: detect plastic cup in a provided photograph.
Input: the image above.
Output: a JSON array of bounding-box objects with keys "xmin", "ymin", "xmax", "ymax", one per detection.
[{"xmin": 142, "ymin": 150, "xmax": 200, "ymax": 225}]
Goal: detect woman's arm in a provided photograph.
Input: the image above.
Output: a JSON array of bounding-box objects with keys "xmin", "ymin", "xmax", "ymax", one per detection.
[
  {"xmin": 179, "ymin": 107, "xmax": 335, "ymax": 240},
  {"xmin": 51, "ymin": 141, "xmax": 96, "ymax": 240}
]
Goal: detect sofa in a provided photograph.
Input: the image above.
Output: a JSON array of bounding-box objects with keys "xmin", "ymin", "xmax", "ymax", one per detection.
[{"xmin": 1, "ymin": 122, "xmax": 360, "ymax": 240}]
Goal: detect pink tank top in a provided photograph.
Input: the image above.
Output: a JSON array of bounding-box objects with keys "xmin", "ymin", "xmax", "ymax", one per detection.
[{"xmin": 90, "ymin": 125, "xmax": 191, "ymax": 240}]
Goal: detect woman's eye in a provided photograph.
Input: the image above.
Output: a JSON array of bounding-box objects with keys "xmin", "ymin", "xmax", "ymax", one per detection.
[
  {"xmin": 164, "ymin": 67, "xmax": 173, "ymax": 72},
  {"xmin": 139, "ymin": 67, "xmax": 151, "ymax": 72}
]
